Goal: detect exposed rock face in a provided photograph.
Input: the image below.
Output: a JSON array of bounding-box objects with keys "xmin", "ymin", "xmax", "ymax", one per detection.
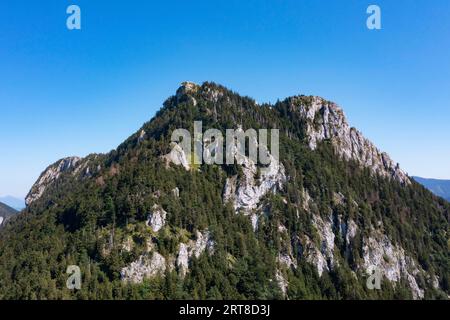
[
  {"xmin": 278, "ymin": 253, "xmax": 297, "ymax": 269},
  {"xmin": 202, "ymin": 85, "xmax": 226, "ymax": 104},
  {"xmin": 177, "ymin": 81, "xmax": 200, "ymax": 96},
  {"xmin": 176, "ymin": 243, "xmax": 190, "ymax": 277},
  {"xmin": 362, "ymin": 229, "xmax": 424, "ymax": 299},
  {"xmin": 163, "ymin": 143, "xmax": 191, "ymax": 170},
  {"xmin": 172, "ymin": 187, "xmax": 180, "ymax": 198},
  {"xmin": 223, "ymin": 147, "xmax": 286, "ymax": 214},
  {"xmin": 294, "ymin": 214, "xmax": 335, "ymax": 277},
  {"xmin": 344, "ymin": 219, "xmax": 358, "ymax": 245},
  {"xmin": 275, "ymin": 270, "xmax": 288, "ymax": 296},
  {"xmin": 250, "ymin": 213, "xmax": 259, "ymax": 231},
  {"xmin": 176, "ymin": 230, "xmax": 215, "ymax": 277},
  {"xmin": 121, "ymin": 252, "xmax": 168, "ymax": 283},
  {"xmin": 334, "ymin": 214, "xmax": 359, "ymax": 260},
  {"xmin": 296, "ymin": 192, "xmax": 359, "ymax": 277},
  {"xmin": 312, "ymin": 214, "xmax": 336, "ymax": 269},
  {"xmin": 161, "ymin": 121, "xmax": 287, "ymax": 216},
  {"xmin": 176, "ymin": 81, "xmax": 200, "ymax": 106},
  {"xmin": 277, "ymin": 224, "xmax": 297, "ymax": 270},
  {"xmin": 431, "ymin": 275, "xmax": 440, "ymax": 290},
  {"xmin": 192, "ymin": 230, "xmax": 215, "ymax": 258},
  {"xmin": 137, "ymin": 130, "xmax": 146, "ymax": 143},
  {"xmin": 295, "ymin": 211, "xmax": 338, "ymax": 277},
  {"xmin": 25, "ymin": 157, "xmax": 82, "ymax": 205},
  {"xmin": 333, "ymin": 192, "xmax": 345, "ymax": 206},
  {"xmin": 0, "ymin": 217, "xmax": 3, "ymax": 226},
  {"xmin": 146, "ymin": 204, "xmax": 167, "ymax": 232},
  {"xmin": 301, "ymin": 188, "xmax": 312, "ymax": 211},
  {"xmin": 289, "ymin": 96, "xmax": 410, "ymax": 184},
  {"xmin": 301, "ymin": 235, "xmax": 330, "ymax": 277},
  {"xmin": 292, "ymin": 193, "xmax": 425, "ymax": 299},
  {"xmin": 177, "ymin": 81, "xmax": 227, "ymax": 105}
]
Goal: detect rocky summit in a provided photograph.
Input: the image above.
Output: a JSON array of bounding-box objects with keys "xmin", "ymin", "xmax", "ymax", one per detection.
[{"xmin": 0, "ymin": 82, "xmax": 448, "ymax": 300}]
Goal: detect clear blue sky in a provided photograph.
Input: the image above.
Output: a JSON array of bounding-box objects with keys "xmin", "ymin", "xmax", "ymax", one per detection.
[{"xmin": 1, "ymin": 0, "xmax": 450, "ymax": 199}]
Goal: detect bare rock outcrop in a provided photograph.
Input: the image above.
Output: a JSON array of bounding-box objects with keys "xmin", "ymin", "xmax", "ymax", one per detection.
[
  {"xmin": 301, "ymin": 235, "xmax": 330, "ymax": 277},
  {"xmin": 362, "ymin": 229, "xmax": 424, "ymax": 299},
  {"xmin": 146, "ymin": 204, "xmax": 167, "ymax": 232},
  {"xmin": 223, "ymin": 133, "xmax": 286, "ymax": 214},
  {"xmin": 312, "ymin": 214, "xmax": 336, "ymax": 269},
  {"xmin": 176, "ymin": 230, "xmax": 215, "ymax": 277},
  {"xmin": 162, "ymin": 143, "xmax": 191, "ymax": 170},
  {"xmin": 275, "ymin": 270, "xmax": 289, "ymax": 296},
  {"xmin": 289, "ymin": 96, "xmax": 410, "ymax": 184},
  {"xmin": 120, "ymin": 252, "xmax": 168, "ymax": 284},
  {"xmin": 25, "ymin": 157, "xmax": 82, "ymax": 205}
]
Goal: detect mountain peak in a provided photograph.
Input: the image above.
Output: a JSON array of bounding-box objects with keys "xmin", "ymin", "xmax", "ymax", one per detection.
[
  {"xmin": 26, "ymin": 83, "xmax": 411, "ymax": 209},
  {"xmin": 25, "ymin": 156, "xmax": 85, "ymax": 206},
  {"xmin": 284, "ymin": 94, "xmax": 410, "ymax": 185},
  {"xmin": 176, "ymin": 81, "xmax": 200, "ymax": 97},
  {"xmin": 3, "ymin": 82, "xmax": 448, "ymax": 300}
]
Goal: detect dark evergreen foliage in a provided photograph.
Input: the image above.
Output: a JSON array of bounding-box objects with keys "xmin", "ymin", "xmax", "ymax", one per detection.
[{"xmin": 0, "ymin": 83, "xmax": 448, "ymax": 300}]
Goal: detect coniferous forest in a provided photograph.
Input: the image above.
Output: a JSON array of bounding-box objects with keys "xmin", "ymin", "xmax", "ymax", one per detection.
[{"xmin": 0, "ymin": 82, "xmax": 448, "ymax": 300}]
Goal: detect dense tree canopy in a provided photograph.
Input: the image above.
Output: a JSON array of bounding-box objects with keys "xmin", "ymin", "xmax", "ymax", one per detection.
[{"xmin": 0, "ymin": 83, "xmax": 448, "ymax": 300}]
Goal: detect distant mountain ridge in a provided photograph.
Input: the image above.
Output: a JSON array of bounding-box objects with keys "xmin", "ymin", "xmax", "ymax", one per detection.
[
  {"xmin": 0, "ymin": 196, "xmax": 25, "ymax": 211},
  {"xmin": 0, "ymin": 202, "xmax": 18, "ymax": 227},
  {"xmin": 413, "ymin": 177, "xmax": 450, "ymax": 202}
]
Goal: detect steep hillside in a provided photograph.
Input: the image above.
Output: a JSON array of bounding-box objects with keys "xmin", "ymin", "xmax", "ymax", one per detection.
[{"xmin": 0, "ymin": 82, "xmax": 448, "ymax": 300}]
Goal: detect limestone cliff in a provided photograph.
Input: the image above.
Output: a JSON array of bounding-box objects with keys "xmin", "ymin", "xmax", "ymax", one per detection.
[{"xmin": 288, "ymin": 96, "xmax": 410, "ymax": 185}]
